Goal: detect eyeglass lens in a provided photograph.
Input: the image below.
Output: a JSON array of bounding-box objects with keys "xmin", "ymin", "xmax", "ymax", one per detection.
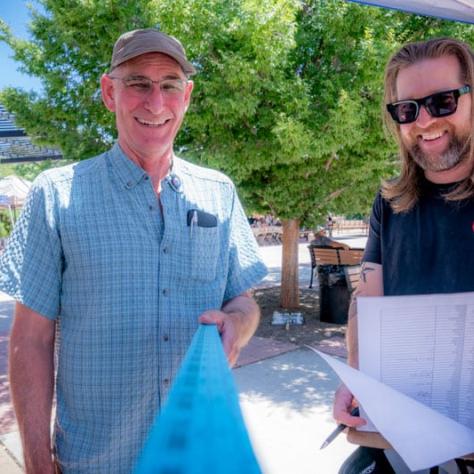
[
  {"xmin": 388, "ymin": 87, "xmax": 470, "ymax": 124},
  {"xmin": 109, "ymin": 75, "xmax": 186, "ymax": 96}
]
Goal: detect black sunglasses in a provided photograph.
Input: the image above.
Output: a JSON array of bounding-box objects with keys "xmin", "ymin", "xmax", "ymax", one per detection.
[{"xmin": 386, "ymin": 85, "xmax": 471, "ymax": 124}]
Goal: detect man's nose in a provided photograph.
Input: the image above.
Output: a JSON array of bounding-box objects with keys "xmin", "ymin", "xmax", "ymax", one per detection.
[
  {"xmin": 144, "ymin": 85, "xmax": 164, "ymax": 113},
  {"xmin": 415, "ymin": 105, "xmax": 436, "ymax": 128}
]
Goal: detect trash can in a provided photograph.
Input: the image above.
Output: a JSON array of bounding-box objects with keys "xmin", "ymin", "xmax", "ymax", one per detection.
[{"xmin": 318, "ymin": 265, "xmax": 350, "ymax": 324}]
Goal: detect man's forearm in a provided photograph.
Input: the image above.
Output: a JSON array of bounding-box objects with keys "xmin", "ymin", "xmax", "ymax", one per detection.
[
  {"xmin": 346, "ymin": 296, "xmax": 359, "ymax": 368},
  {"xmin": 221, "ymin": 292, "xmax": 260, "ymax": 348},
  {"xmin": 9, "ymin": 305, "xmax": 56, "ymax": 473},
  {"xmin": 10, "ymin": 339, "xmax": 55, "ymax": 472}
]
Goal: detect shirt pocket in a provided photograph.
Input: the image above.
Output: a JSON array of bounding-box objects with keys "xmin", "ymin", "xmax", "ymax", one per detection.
[{"xmin": 186, "ymin": 225, "xmax": 220, "ymax": 281}]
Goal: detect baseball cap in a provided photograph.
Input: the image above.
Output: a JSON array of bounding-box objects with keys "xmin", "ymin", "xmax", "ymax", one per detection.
[{"xmin": 110, "ymin": 28, "xmax": 196, "ymax": 76}]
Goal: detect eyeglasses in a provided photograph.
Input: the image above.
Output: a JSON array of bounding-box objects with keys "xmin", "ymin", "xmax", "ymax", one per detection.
[
  {"xmin": 108, "ymin": 75, "xmax": 187, "ymax": 97},
  {"xmin": 386, "ymin": 85, "xmax": 471, "ymax": 124}
]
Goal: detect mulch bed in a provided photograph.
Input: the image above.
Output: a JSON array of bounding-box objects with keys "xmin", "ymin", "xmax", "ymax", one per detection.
[{"xmin": 253, "ymin": 286, "xmax": 347, "ymax": 348}]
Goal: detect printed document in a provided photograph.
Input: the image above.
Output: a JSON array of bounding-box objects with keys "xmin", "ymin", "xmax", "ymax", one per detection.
[
  {"xmin": 314, "ymin": 291, "xmax": 474, "ymax": 471},
  {"xmin": 358, "ymin": 292, "xmax": 474, "ymax": 432}
]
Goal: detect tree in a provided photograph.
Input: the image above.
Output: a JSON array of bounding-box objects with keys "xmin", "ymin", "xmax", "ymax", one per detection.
[{"xmin": 1, "ymin": 0, "xmax": 472, "ymax": 309}]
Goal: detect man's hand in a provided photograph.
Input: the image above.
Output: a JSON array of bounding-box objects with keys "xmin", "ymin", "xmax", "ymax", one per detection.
[
  {"xmin": 199, "ymin": 310, "xmax": 241, "ymax": 366},
  {"xmin": 333, "ymin": 384, "xmax": 366, "ymax": 428},
  {"xmin": 198, "ymin": 291, "xmax": 260, "ymax": 367}
]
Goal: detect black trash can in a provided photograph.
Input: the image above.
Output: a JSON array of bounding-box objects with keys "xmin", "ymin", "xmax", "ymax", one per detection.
[{"xmin": 318, "ymin": 265, "xmax": 350, "ymax": 324}]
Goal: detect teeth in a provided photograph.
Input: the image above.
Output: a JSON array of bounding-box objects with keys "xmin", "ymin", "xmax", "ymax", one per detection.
[
  {"xmin": 422, "ymin": 131, "xmax": 444, "ymax": 141},
  {"xmin": 136, "ymin": 117, "xmax": 169, "ymax": 127}
]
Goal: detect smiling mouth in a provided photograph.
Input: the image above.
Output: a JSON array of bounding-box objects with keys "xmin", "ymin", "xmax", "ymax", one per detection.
[
  {"xmin": 419, "ymin": 131, "xmax": 446, "ymax": 142},
  {"xmin": 135, "ymin": 117, "xmax": 171, "ymax": 127}
]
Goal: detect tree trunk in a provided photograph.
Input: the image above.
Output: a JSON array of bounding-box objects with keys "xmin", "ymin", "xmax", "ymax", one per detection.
[{"xmin": 280, "ymin": 218, "xmax": 300, "ymax": 309}]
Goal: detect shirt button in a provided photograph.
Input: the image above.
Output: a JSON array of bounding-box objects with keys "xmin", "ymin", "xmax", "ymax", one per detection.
[
  {"xmin": 149, "ymin": 205, "xmax": 153, "ymax": 211},
  {"xmin": 163, "ymin": 378, "xmax": 170, "ymax": 385},
  {"xmin": 126, "ymin": 180, "xmax": 133, "ymax": 188},
  {"xmin": 163, "ymin": 246, "xmax": 169, "ymax": 254},
  {"xmin": 162, "ymin": 288, "xmax": 169, "ymax": 296},
  {"xmin": 163, "ymin": 335, "xmax": 169, "ymax": 342}
]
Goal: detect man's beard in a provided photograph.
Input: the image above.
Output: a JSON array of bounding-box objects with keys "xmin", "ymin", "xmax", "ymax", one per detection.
[{"xmin": 409, "ymin": 133, "xmax": 469, "ymax": 173}]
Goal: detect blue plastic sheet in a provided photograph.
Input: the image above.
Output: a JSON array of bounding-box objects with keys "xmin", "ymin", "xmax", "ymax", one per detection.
[{"xmin": 133, "ymin": 324, "xmax": 262, "ymax": 474}]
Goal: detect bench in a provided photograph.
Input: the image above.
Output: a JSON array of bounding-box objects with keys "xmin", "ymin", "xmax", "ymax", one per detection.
[
  {"xmin": 333, "ymin": 219, "xmax": 369, "ymax": 235},
  {"xmin": 344, "ymin": 265, "xmax": 362, "ymax": 293},
  {"xmin": 252, "ymin": 225, "xmax": 283, "ymax": 245},
  {"xmin": 308, "ymin": 246, "xmax": 364, "ymax": 323},
  {"xmin": 308, "ymin": 246, "xmax": 364, "ymax": 288}
]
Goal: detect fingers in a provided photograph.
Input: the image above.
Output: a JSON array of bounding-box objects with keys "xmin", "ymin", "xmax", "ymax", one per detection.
[
  {"xmin": 198, "ymin": 311, "xmax": 224, "ymax": 331},
  {"xmin": 198, "ymin": 311, "xmax": 239, "ymax": 366},
  {"xmin": 333, "ymin": 385, "xmax": 367, "ymax": 428}
]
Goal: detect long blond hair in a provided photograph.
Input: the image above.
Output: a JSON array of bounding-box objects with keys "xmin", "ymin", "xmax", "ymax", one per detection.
[{"xmin": 382, "ymin": 37, "xmax": 474, "ymax": 213}]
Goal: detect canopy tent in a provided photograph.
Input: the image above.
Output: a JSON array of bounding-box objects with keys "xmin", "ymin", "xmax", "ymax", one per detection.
[
  {"xmin": 0, "ymin": 175, "xmax": 31, "ymax": 227},
  {"xmin": 0, "ymin": 175, "xmax": 31, "ymax": 208},
  {"xmin": 348, "ymin": 0, "xmax": 474, "ymax": 24}
]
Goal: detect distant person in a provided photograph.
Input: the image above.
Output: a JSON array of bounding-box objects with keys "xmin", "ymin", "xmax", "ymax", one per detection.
[
  {"xmin": 0, "ymin": 28, "xmax": 266, "ymax": 473},
  {"xmin": 326, "ymin": 214, "xmax": 335, "ymax": 237},
  {"xmin": 333, "ymin": 37, "xmax": 474, "ymax": 473},
  {"xmin": 310, "ymin": 229, "xmax": 350, "ymax": 249}
]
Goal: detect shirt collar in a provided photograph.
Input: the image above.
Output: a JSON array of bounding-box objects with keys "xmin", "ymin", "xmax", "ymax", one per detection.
[{"xmin": 108, "ymin": 142, "xmax": 149, "ymax": 190}]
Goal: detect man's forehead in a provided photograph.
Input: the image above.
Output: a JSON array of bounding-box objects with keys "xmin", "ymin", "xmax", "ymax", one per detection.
[{"xmin": 395, "ymin": 55, "xmax": 463, "ymax": 100}]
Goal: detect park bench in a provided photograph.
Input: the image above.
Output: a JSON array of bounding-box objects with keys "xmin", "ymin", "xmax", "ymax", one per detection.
[
  {"xmin": 308, "ymin": 246, "xmax": 364, "ymax": 288},
  {"xmin": 308, "ymin": 245, "xmax": 364, "ymax": 324},
  {"xmin": 252, "ymin": 225, "xmax": 283, "ymax": 245},
  {"xmin": 333, "ymin": 219, "xmax": 369, "ymax": 235}
]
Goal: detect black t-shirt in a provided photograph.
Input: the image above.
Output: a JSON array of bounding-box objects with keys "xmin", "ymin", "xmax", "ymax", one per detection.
[{"xmin": 364, "ymin": 180, "xmax": 474, "ymax": 296}]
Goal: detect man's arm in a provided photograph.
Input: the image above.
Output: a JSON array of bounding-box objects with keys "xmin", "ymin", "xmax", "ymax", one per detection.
[
  {"xmin": 198, "ymin": 291, "xmax": 260, "ymax": 367},
  {"xmin": 333, "ymin": 262, "xmax": 383, "ymax": 427},
  {"xmin": 9, "ymin": 302, "xmax": 56, "ymax": 474}
]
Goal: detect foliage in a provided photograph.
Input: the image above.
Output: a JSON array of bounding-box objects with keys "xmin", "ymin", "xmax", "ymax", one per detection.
[
  {"xmin": 0, "ymin": 211, "xmax": 12, "ymax": 237},
  {"xmin": 1, "ymin": 0, "xmax": 473, "ymax": 225}
]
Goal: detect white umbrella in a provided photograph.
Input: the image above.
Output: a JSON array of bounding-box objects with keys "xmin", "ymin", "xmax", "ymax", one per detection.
[
  {"xmin": 348, "ymin": 0, "xmax": 474, "ymax": 24},
  {"xmin": 0, "ymin": 175, "xmax": 32, "ymax": 227},
  {"xmin": 0, "ymin": 175, "xmax": 32, "ymax": 208}
]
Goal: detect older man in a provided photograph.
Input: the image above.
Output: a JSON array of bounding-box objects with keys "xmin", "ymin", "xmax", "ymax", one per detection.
[
  {"xmin": 333, "ymin": 37, "xmax": 474, "ymax": 473},
  {"xmin": 1, "ymin": 29, "xmax": 266, "ymax": 473}
]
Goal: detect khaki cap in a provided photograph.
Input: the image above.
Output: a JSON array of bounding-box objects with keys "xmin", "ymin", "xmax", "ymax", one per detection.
[{"xmin": 110, "ymin": 28, "xmax": 196, "ymax": 76}]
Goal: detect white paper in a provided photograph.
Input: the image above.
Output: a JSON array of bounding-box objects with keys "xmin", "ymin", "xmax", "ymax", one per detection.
[
  {"xmin": 358, "ymin": 292, "xmax": 474, "ymax": 432},
  {"xmin": 314, "ymin": 349, "xmax": 474, "ymax": 472}
]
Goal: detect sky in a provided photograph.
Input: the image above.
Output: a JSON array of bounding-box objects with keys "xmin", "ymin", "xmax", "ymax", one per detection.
[{"xmin": 0, "ymin": 0, "xmax": 43, "ymax": 92}]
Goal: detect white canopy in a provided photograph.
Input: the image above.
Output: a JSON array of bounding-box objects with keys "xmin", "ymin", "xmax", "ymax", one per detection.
[
  {"xmin": 0, "ymin": 175, "xmax": 32, "ymax": 208},
  {"xmin": 348, "ymin": 0, "xmax": 474, "ymax": 24}
]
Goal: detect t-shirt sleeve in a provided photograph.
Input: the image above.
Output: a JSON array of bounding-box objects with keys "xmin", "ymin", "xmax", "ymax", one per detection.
[
  {"xmin": 363, "ymin": 192, "xmax": 383, "ymax": 265},
  {"xmin": 223, "ymin": 187, "xmax": 267, "ymax": 302},
  {"xmin": 0, "ymin": 174, "xmax": 63, "ymax": 319}
]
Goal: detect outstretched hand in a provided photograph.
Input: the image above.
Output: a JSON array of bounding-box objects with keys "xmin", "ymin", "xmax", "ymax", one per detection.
[{"xmin": 199, "ymin": 310, "xmax": 240, "ymax": 366}]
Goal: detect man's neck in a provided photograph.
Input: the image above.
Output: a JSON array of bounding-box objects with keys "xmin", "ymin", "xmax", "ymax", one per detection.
[{"xmin": 118, "ymin": 140, "xmax": 173, "ymax": 193}]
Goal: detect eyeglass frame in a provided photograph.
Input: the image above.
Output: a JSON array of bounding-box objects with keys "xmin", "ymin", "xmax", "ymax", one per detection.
[
  {"xmin": 107, "ymin": 74, "xmax": 189, "ymax": 97},
  {"xmin": 386, "ymin": 85, "xmax": 471, "ymax": 124}
]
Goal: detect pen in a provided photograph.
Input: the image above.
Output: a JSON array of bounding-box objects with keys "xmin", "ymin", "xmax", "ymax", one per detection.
[
  {"xmin": 320, "ymin": 406, "xmax": 360, "ymax": 449},
  {"xmin": 190, "ymin": 210, "xmax": 198, "ymax": 239}
]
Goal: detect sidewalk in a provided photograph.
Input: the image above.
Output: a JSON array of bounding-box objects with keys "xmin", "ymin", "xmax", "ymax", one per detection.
[{"xmin": 0, "ymin": 237, "xmax": 366, "ymax": 472}]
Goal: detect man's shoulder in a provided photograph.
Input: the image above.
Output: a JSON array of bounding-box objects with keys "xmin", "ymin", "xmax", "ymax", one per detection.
[
  {"xmin": 174, "ymin": 157, "xmax": 234, "ymax": 188},
  {"xmin": 35, "ymin": 151, "xmax": 109, "ymax": 188}
]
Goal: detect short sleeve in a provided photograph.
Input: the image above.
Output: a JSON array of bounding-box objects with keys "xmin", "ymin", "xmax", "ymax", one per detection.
[
  {"xmin": 363, "ymin": 192, "xmax": 383, "ymax": 265},
  {"xmin": 0, "ymin": 174, "xmax": 63, "ymax": 319},
  {"xmin": 223, "ymin": 188, "xmax": 267, "ymax": 302}
]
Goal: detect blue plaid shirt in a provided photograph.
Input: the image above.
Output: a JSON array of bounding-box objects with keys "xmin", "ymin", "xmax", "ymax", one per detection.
[{"xmin": 0, "ymin": 143, "xmax": 267, "ymax": 473}]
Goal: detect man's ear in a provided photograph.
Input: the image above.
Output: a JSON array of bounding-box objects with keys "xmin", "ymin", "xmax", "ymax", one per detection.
[
  {"xmin": 184, "ymin": 80, "xmax": 194, "ymax": 111},
  {"xmin": 101, "ymin": 74, "xmax": 116, "ymax": 112}
]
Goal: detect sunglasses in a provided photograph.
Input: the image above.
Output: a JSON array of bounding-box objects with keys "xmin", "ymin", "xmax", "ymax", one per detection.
[{"xmin": 386, "ymin": 85, "xmax": 471, "ymax": 124}]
